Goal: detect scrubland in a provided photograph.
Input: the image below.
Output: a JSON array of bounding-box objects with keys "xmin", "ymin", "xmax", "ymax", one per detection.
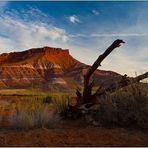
[{"xmin": 0, "ymin": 83, "xmax": 148, "ymax": 146}]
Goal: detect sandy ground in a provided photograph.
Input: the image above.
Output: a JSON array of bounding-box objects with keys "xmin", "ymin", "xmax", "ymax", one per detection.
[
  {"xmin": 0, "ymin": 122, "xmax": 148, "ymax": 147},
  {"xmin": 0, "ymin": 96, "xmax": 148, "ymax": 147}
]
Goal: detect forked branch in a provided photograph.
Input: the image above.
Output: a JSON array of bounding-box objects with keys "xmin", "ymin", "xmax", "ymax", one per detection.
[
  {"xmin": 82, "ymin": 39, "xmax": 125, "ymax": 103},
  {"xmin": 93, "ymin": 72, "xmax": 148, "ymax": 98}
]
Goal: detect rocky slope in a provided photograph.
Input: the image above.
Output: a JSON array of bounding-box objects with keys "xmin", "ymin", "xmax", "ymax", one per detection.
[{"xmin": 0, "ymin": 47, "xmax": 121, "ymax": 91}]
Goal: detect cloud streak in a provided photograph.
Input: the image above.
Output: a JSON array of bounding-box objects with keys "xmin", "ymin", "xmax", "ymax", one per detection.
[
  {"xmin": 91, "ymin": 33, "xmax": 148, "ymax": 37},
  {"xmin": 68, "ymin": 15, "xmax": 80, "ymax": 23},
  {"xmin": 70, "ymin": 33, "xmax": 148, "ymax": 38},
  {"xmin": 0, "ymin": 8, "xmax": 69, "ymax": 53},
  {"xmin": 92, "ymin": 10, "xmax": 100, "ymax": 16},
  {"xmin": 0, "ymin": 1, "xmax": 8, "ymax": 8}
]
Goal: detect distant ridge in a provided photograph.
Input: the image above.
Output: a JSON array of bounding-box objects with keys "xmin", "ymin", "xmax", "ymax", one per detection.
[{"xmin": 0, "ymin": 47, "xmax": 121, "ymax": 91}]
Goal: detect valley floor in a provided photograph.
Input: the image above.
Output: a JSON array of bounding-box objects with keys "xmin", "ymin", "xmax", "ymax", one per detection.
[
  {"xmin": 0, "ymin": 88, "xmax": 148, "ymax": 147},
  {"xmin": 0, "ymin": 122, "xmax": 148, "ymax": 147}
]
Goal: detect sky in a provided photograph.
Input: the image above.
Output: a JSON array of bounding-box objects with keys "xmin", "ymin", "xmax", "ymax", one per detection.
[{"xmin": 0, "ymin": 1, "xmax": 148, "ymax": 76}]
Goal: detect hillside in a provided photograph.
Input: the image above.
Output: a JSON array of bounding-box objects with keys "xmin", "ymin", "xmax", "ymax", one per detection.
[{"xmin": 0, "ymin": 47, "xmax": 121, "ymax": 91}]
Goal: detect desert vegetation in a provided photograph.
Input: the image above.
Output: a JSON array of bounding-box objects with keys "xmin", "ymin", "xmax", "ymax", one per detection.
[
  {"xmin": 65, "ymin": 39, "xmax": 148, "ymax": 129},
  {"xmin": 0, "ymin": 93, "xmax": 70, "ymax": 129},
  {"xmin": 0, "ymin": 39, "xmax": 148, "ymax": 146},
  {"xmin": 0, "ymin": 80, "xmax": 147, "ymax": 130},
  {"xmin": 0, "ymin": 82, "xmax": 148, "ymax": 146},
  {"xmin": 84, "ymin": 83, "xmax": 148, "ymax": 128}
]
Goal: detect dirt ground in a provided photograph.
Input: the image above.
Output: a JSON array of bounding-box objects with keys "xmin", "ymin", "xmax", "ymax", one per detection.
[
  {"xmin": 0, "ymin": 96, "xmax": 148, "ymax": 147},
  {"xmin": 0, "ymin": 122, "xmax": 148, "ymax": 147}
]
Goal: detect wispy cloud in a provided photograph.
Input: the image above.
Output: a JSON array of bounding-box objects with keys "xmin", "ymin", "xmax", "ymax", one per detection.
[
  {"xmin": 69, "ymin": 32, "xmax": 148, "ymax": 76},
  {"xmin": 68, "ymin": 15, "xmax": 80, "ymax": 23},
  {"xmin": 99, "ymin": 46, "xmax": 148, "ymax": 76},
  {"xmin": 91, "ymin": 33, "xmax": 148, "ymax": 37},
  {"xmin": 0, "ymin": 8, "xmax": 69, "ymax": 53},
  {"xmin": 70, "ymin": 33, "xmax": 148, "ymax": 38},
  {"xmin": 92, "ymin": 10, "xmax": 100, "ymax": 16},
  {"xmin": 0, "ymin": 1, "xmax": 8, "ymax": 8}
]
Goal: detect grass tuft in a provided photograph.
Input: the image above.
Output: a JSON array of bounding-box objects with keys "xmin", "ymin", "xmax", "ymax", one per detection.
[{"xmin": 95, "ymin": 83, "xmax": 148, "ymax": 129}]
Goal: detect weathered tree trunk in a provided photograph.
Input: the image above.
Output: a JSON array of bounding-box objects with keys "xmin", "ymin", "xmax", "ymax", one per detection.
[
  {"xmin": 82, "ymin": 39, "xmax": 125, "ymax": 103},
  {"xmin": 73, "ymin": 39, "xmax": 148, "ymax": 119},
  {"xmin": 93, "ymin": 72, "xmax": 148, "ymax": 98}
]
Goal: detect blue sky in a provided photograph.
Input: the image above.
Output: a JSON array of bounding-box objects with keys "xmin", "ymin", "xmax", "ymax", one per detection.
[{"xmin": 0, "ymin": 1, "xmax": 148, "ymax": 76}]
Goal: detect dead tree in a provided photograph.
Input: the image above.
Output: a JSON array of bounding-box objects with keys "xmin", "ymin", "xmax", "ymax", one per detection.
[
  {"xmin": 71, "ymin": 39, "xmax": 148, "ymax": 120},
  {"xmin": 76, "ymin": 39, "xmax": 148, "ymax": 104},
  {"xmin": 81, "ymin": 39, "xmax": 125, "ymax": 103},
  {"xmin": 93, "ymin": 71, "xmax": 148, "ymax": 98}
]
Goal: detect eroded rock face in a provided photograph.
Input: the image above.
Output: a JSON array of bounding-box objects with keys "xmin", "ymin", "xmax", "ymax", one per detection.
[{"xmin": 0, "ymin": 47, "xmax": 121, "ymax": 91}]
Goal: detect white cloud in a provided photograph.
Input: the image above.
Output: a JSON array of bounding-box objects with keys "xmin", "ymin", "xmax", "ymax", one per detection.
[
  {"xmin": 92, "ymin": 10, "xmax": 100, "ymax": 16},
  {"xmin": 70, "ymin": 33, "xmax": 148, "ymax": 38},
  {"xmin": 70, "ymin": 34, "xmax": 88, "ymax": 38},
  {"xmin": 68, "ymin": 14, "xmax": 148, "ymax": 77},
  {"xmin": 0, "ymin": 1, "xmax": 8, "ymax": 8},
  {"xmin": 69, "ymin": 33, "xmax": 148, "ymax": 77},
  {"xmin": 68, "ymin": 15, "xmax": 80, "ymax": 23},
  {"xmin": 91, "ymin": 33, "xmax": 148, "ymax": 37},
  {"xmin": 99, "ymin": 46, "xmax": 148, "ymax": 77},
  {"xmin": 0, "ymin": 9, "xmax": 69, "ymax": 53}
]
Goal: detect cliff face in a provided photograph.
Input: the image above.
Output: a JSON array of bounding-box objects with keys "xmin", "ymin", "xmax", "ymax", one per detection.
[{"xmin": 0, "ymin": 47, "xmax": 120, "ymax": 91}]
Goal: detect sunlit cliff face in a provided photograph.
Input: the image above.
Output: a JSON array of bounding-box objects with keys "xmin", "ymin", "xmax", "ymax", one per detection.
[{"xmin": 0, "ymin": 47, "xmax": 121, "ymax": 90}]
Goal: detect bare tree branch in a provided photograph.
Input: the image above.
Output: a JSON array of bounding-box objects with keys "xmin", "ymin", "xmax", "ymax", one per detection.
[
  {"xmin": 83, "ymin": 39, "xmax": 125, "ymax": 103},
  {"xmin": 94, "ymin": 72, "xmax": 148, "ymax": 97}
]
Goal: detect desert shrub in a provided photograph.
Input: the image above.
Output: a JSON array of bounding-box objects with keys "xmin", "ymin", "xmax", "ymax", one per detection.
[
  {"xmin": 10, "ymin": 106, "xmax": 34, "ymax": 129},
  {"xmin": 9, "ymin": 94, "xmax": 72, "ymax": 129},
  {"xmin": 0, "ymin": 115, "xmax": 2, "ymax": 123},
  {"xmin": 96, "ymin": 83, "xmax": 148, "ymax": 129},
  {"xmin": 42, "ymin": 96, "xmax": 53, "ymax": 104},
  {"xmin": 9, "ymin": 98, "xmax": 59, "ymax": 129},
  {"xmin": 52, "ymin": 95, "xmax": 69, "ymax": 118}
]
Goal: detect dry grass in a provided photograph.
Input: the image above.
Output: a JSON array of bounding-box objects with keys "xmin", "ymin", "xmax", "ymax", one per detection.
[
  {"xmin": 9, "ymin": 99, "xmax": 50, "ymax": 129},
  {"xmin": 1, "ymin": 83, "xmax": 147, "ymax": 130},
  {"xmin": 8, "ymin": 95, "xmax": 70, "ymax": 129},
  {"xmin": 52, "ymin": 95, "xmax": 69, "ymax": 118},
  {"xmin": 96, "ymin": 83, "xmax": 148, "ymax": 129}
]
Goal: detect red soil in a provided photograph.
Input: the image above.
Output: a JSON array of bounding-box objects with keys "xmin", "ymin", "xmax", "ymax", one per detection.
[{"xmin": 0, "ymin": 119, "xmax": 148, "ymax": 147}]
